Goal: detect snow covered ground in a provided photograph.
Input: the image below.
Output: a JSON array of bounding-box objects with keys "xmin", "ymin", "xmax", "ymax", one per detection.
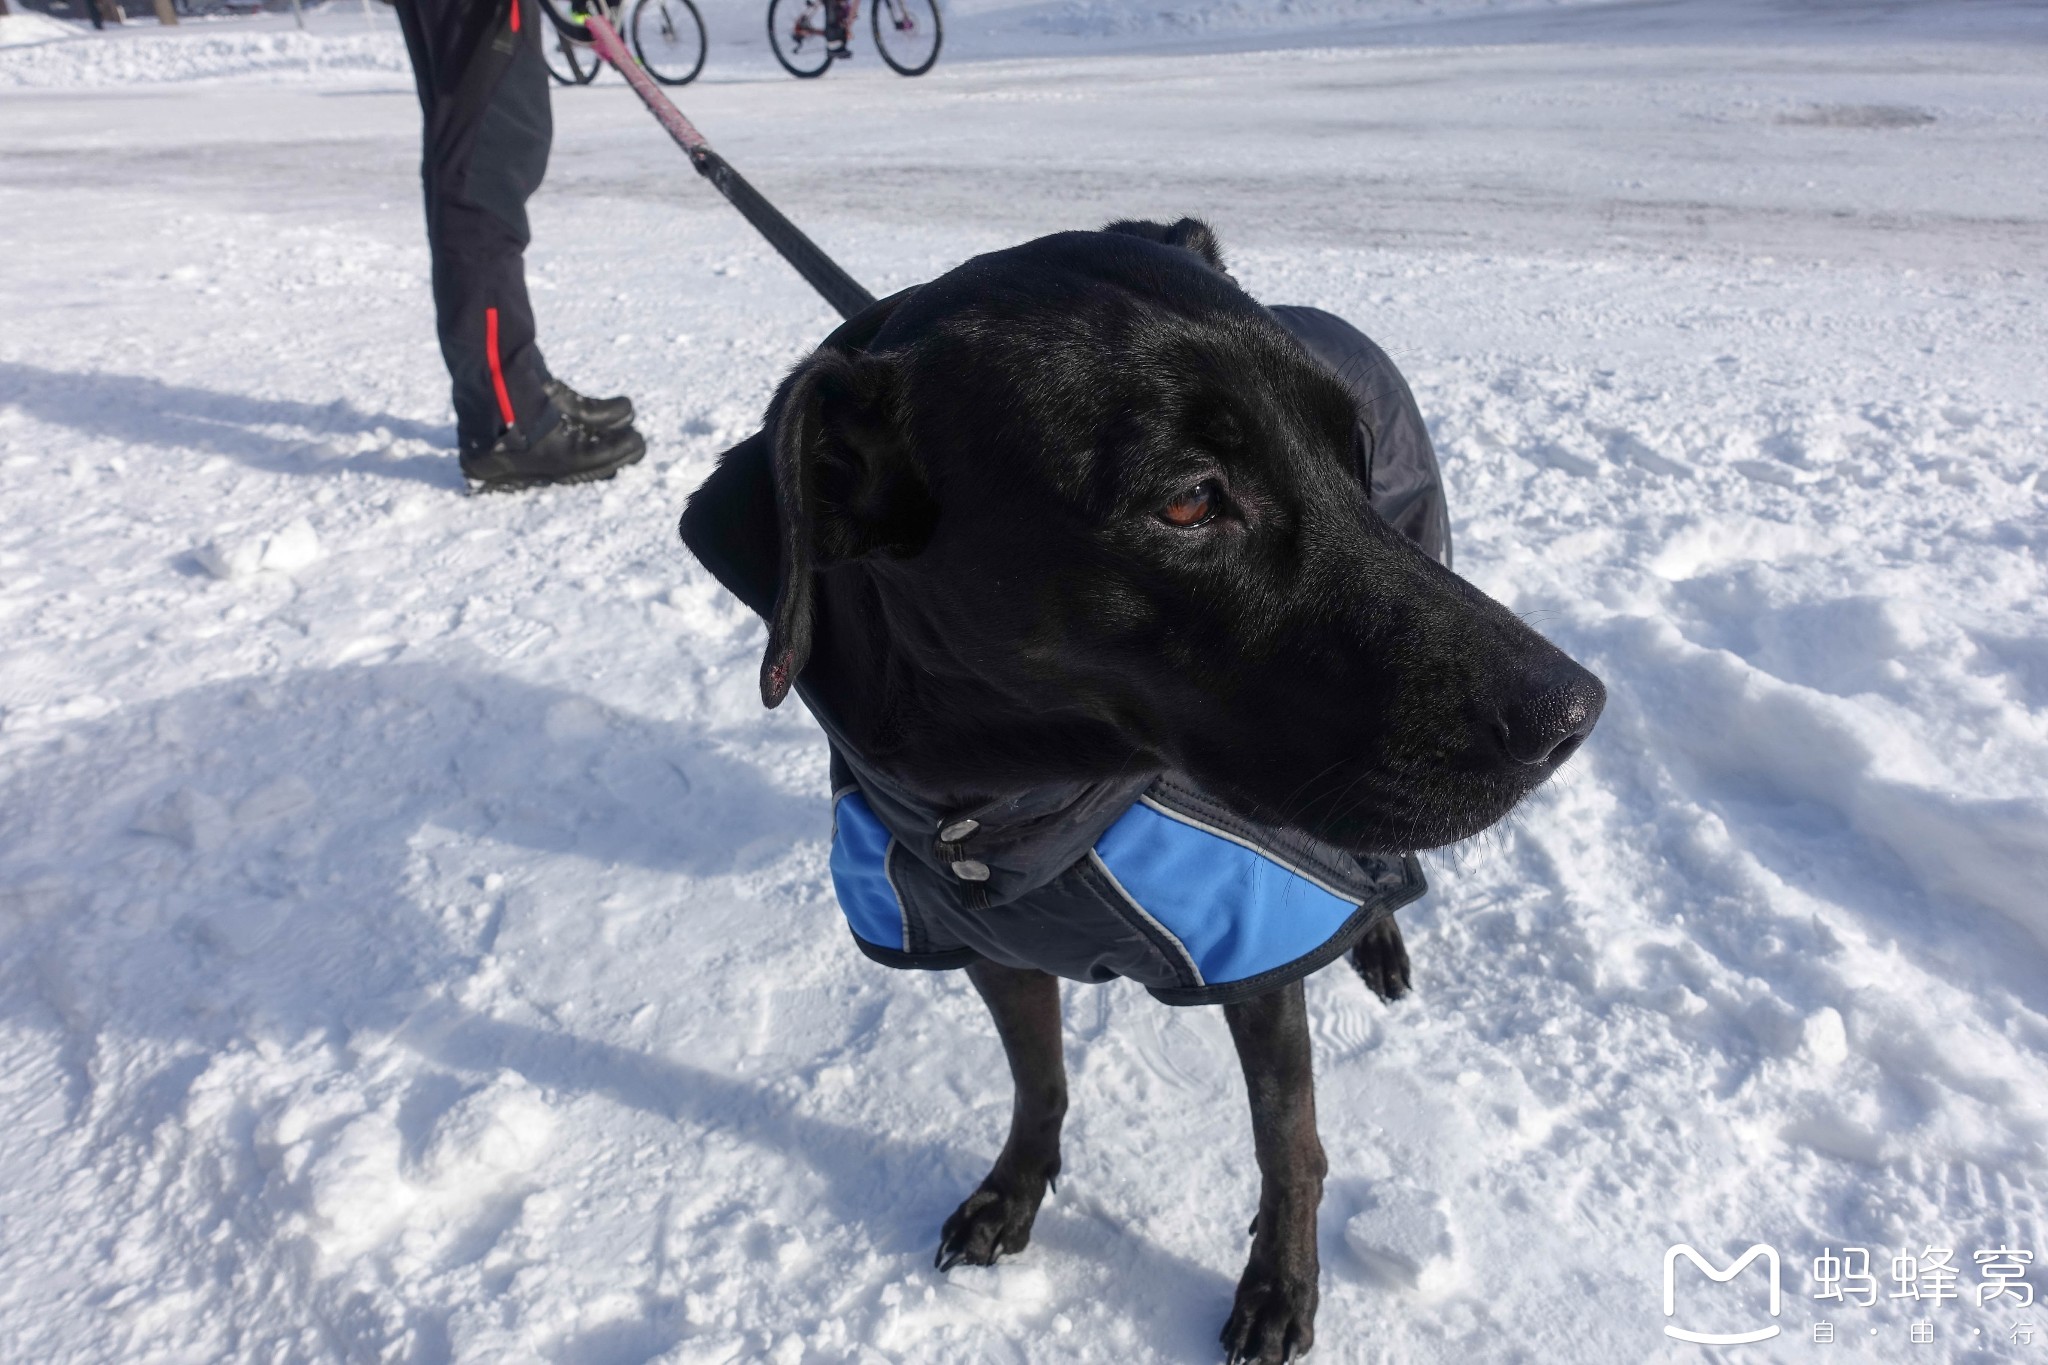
[{"xmin": 3, "ymin": 2, "xmax": 2047, "ymax": 1361}]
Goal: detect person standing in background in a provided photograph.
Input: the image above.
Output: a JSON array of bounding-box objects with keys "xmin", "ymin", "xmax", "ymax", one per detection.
[{"xmin": 396, "ymin": 0, "xmax": 647, "ymax": 491}]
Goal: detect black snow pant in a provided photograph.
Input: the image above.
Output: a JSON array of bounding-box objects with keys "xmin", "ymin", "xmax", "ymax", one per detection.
[{"xmin": 396, "ymin": 0, "xmax": 560, "ymax": 454}]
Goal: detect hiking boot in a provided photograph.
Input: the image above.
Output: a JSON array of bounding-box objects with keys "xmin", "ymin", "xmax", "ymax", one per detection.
[
  {"xmin": 460, "ymin": 414, "xmax": 645, "ymax": 493},
  {"xmin": 543, "ymin": 378, "xmax": 635, "ymax": 431}
]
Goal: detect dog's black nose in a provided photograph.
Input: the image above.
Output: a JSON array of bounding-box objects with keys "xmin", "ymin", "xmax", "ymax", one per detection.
[{"xmin": 1493, "ymin": 660, "xmax": 1605, "ymax": 767}]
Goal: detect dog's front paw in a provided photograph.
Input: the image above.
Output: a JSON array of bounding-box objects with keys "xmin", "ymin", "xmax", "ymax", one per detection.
[
  {"xmin": 1222, "ymin": 1264, "xmax": 1317, "ymax": 1364},
  {"xmin": 934, "ymin": 1170, "xmax": 1054, "ymax": 1271},
  {"xmin": 1347, "ymin": 915, "xmax": 1410, "ymax": 1003}
]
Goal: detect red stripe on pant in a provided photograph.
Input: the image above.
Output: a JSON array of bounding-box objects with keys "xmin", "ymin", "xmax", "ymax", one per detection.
[
  {"xmin": 485, "ymin": 306, "xmax": 517, "ymax": 428},
  {"xmin": 509, "ymin": 0, "xmax": 520, "ymax": 34}
]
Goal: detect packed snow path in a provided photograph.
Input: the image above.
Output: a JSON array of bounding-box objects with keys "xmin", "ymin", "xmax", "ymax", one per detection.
[{"xmin": 3, "ymin": 4, "xmax": 2046, "ymax": 1361}]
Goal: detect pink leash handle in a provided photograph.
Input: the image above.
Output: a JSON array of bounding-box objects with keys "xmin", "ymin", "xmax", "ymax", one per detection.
[{"xmin": 582, "ymin": 12, "xmax": 710, "ymax": 154}]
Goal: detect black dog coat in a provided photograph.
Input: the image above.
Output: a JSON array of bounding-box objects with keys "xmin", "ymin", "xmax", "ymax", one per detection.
[{"xmin": 682, "ymin": 292, "xmax": 1450, "ymax": 1006}]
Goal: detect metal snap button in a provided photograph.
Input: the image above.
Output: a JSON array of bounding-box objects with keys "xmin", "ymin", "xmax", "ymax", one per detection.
[
  {"xmin": 939, "ymin": 818, "xmax": 980, "ymax": 842},
  {"xmin": 951, "ymin": 859, "xmax": 991, "ymax": 882}
]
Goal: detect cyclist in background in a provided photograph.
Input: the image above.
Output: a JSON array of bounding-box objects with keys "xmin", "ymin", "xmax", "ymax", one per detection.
[
  {"xmin": 824, "ymin": 0, "xmax": 852, "ymax": 58},
  {"xmin": 396, "ymin": 0, "xmax": 647, "ymax": 491}
]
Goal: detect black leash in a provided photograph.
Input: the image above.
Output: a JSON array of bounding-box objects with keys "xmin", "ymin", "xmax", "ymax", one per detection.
[{"xmin": 544, "ymin": 0, "xmax": 877, "ymax": 321}]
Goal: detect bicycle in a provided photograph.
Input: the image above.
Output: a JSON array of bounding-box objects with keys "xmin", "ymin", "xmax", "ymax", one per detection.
[
  {"xmin": 768, "ymin": 0, "xmax": 941, "ymax": 79},
  {"xmin": 537, "ymin": 0, "xmax": 707, "ymax": 88}
]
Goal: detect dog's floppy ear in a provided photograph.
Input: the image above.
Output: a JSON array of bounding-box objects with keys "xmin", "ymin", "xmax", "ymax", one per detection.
[
  {"xmin": 1102, "ymin": 216, "xmax": 1229, "ymax": 275},
  {"xmin": 760, "ymin": 347, "xmax": 934, "ymax": 708}
]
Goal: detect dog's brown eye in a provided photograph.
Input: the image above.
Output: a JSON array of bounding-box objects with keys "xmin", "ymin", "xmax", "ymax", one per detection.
[{"xmin": 1160, "ymin": 480, "xmax": 1221, "ymax": 528}]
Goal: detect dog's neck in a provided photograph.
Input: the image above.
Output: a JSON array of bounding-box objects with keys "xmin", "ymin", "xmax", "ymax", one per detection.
[{"xmin": 803, "ymin": 564, "xmax": 1154, "ymax": 807}]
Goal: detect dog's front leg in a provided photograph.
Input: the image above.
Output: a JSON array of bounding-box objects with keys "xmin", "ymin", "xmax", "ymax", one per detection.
[
  {"xmin": 935, "ymin": 957, "xmax": 1066, "ymax": 1271},
  {"xmin": 1221, "ymin": 978, "xmax": 1324, "ymax": 1363}
]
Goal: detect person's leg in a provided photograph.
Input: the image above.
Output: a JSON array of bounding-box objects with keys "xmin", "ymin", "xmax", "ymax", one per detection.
[
  {"xmin": 428, "ymin": 202, "xmax": 556, "ymax": 455},
  {"xmin": 399, "ymin": 0, "xmax": 640, "ymax": 489},
  {"xmin": 406, "ymin": 0, "xmax": 560, "ymax": 455}
]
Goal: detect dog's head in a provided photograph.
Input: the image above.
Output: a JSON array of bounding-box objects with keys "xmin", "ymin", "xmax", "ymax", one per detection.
[{"xmin": 745, "ymin": 220, "xmax": 1602, "ymax": 854}]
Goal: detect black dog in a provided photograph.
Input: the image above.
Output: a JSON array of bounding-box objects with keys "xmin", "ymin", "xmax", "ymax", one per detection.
[{"xmin": 681, "ymin": 219, "xmax": 1602, "ymax": 1362}]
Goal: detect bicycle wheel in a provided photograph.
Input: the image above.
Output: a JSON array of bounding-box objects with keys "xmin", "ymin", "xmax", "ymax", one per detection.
[
  {"xmin": 537, "ymin": 6, "xmax": 602, "ymax": 86},
  {"xmin": 768, "ymin": 0, "xmax": 833, "ymax": 78},
  {"xmin": 631, "ymin": 0, "xmax": 706, "ymax": 86},
  {"xmin": 872, "ymin": 0, "xmax": 939, "ymax": 76}
]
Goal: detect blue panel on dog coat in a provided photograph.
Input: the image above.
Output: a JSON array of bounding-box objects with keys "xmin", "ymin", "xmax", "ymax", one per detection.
[
  {"xmin": 829, "ymin": 791, "xmax": 904, "ymax": 954},
  {"xmin": 1091, "ymin": 797, "xmax": 1359, "ymax": 987}
]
